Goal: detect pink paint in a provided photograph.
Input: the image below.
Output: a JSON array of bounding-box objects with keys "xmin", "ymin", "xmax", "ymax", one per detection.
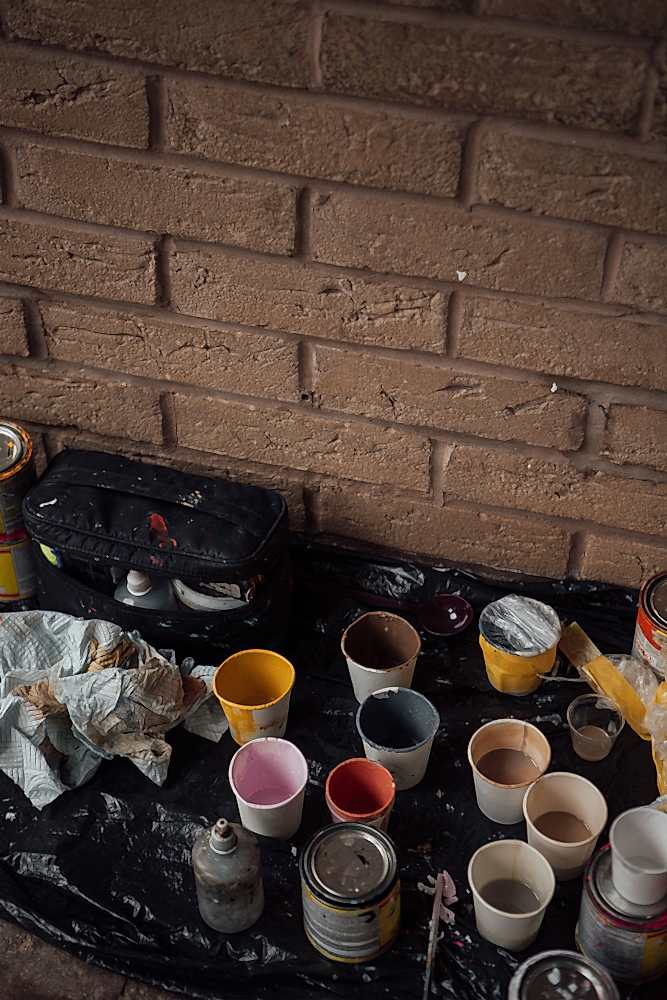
[{"xmin": 230, "ymin": 738, "xmax": 308, "ymax": 808}]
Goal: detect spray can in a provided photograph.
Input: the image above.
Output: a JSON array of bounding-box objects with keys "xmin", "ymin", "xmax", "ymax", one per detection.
[
  {"xmin": 192, "ymin": 818, "xmax": 264, "ymax": 933},
  {"xmin": 114, "ymin": 569, "xmax": 178, "ymax": 610},
  {"xmin": 0, "ymin": 421, "xmax": 36, "ymax": 607}
]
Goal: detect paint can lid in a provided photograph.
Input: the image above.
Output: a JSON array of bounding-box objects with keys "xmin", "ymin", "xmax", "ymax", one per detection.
[
  {"xmin": 307, "ymin": 824, "xmax": 395, "ymax": 901},
  {"xmin": 479, "ymin": 595, "xmax": 561, "ymax": 656},
  {"xmin": 0, "ymin": 422, "xmax": 24, "ymax": 474},
  {"xmin": 591, "ymin": 846, "xmax": 667, "ymax": 921},
  {"xmin": 508, "ymin": 950, "xmax": 619, "ymax": 1000},
  {"xmin": 646, "ymin": 573, "xmax": 667, "ymax": 628}
]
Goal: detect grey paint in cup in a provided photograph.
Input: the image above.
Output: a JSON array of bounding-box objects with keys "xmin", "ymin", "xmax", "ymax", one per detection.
[{"xmin": 356, "ymin": 687, "xmax": 439, "ymax": 790}]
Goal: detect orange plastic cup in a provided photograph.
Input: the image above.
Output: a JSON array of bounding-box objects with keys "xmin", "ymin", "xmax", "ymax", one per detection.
[{"xmin": 325, "ymin": 757, "xmax": 396, "ymax": 831}]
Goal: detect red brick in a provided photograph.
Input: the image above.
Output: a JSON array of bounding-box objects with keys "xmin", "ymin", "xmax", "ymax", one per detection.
[
  {"xmin": 386, "ymin": 1, "xmax": 472, "ymax": 9},
  {"xmin": 174, "ymin": 394, "xmax": 431, "ymax": 492},
  {"xmin": 321, "ymin": 14, "xmax": 645, "ymax": 133},
  {"xmin": 0, "ymin": 297, "xmax": 28, "ymax": 356},
  {"xmin": 170, "ymin": 247, "xmax": 446, "ymax": 351},
  {"xmin": 458, "ymin": 298, "xmax": 667, "ymax": 392},
  {"xmin": 477, "ymin": 130, "xmax": 667, "ymax": 235},
  {"xmin": 0, "ymin": 44, "xmax": 148, "ymax": 147},
  {"xmin": 311, "ymin": 192, "xmax": 606, "ymax": 298},
  {"xmin": 165, "ymin": 80, "xmax": 464, "ymax": 198},
  {"xmin": 5, "ymin": 0, "xmax": 309, "ymax": 88},
  {"xmin": 316, "ymin": 483, "xmax": 571, "ymax": 578},
  {"xmin": 652, "ymin": 46, "xmax": 667, "ymax": 143},
  {"xmin": 603, "ymin": 405, "xmax": 667, "ymax": 473},
  {"xmin": 480, "ymin": 0, "xmax": 667, "ymax": 34},
  {"xmin": 0, "ymin": 216, "xmax": 156, "ymax": 303},
  {"xmin": 313, "ymin": 345, "xmax": 586, "ymax": 449},
  {"xmin": 16, "ymin": 145, "xmax": 296, "ymax": 254},
  {"xmin": 0, "ymin": 364, "xmax": 162, "ymax": 443},
  {"xmin": 580, "ymin": 534, "xmax": 667, "ymax": 588},
  {"xmin": 612, "ymin": 241, "xmax": 667, "ymax": 311},
  {"xmin": 443, "ymin": 444, "xmax": 667, "ymax": 537},
  {"xmin": 40, "ymin": 302, "xmax": 300, "ymax": 401},
  {"xmin": 48, "ymin": 430, "xmax": 307, "ymax": 529}
]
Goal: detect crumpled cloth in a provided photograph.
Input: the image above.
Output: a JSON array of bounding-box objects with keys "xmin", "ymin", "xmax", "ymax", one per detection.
[{"xmin": 0, "ymin": 611, "xmax": 228, "ymax": 809}]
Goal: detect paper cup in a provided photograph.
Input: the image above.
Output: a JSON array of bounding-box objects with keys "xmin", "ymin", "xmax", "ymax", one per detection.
[
  {"xmin": 228, "ymin": 737, "xmax": 308, "ymax": 840},
  {"xmin": 523, "ymin": 772, "xmax": 607, "ymax": 881},
  {"xmin": 610, "ymin": 806, "xmax": 667, "ymax": 905},
  {"xmin": 341, "ymin": 611, "xmax": 421, "ymax": 703},
  {"xmin": 325, "ymin": 757, "xmax": 396, "ymax": 831},
  {"xmin": 356, "ymin": 686, "xmax": 439, "ymax": 790},
  {"xmin": 468, "ymin": 839, "xmax": 555, "ymax": 952},
  {"xmin": 468, "ymin": 719, "xmax": 551, "ymax": 825},
  {"xmin": 213, "ymin": 649, "xmax": 295, "ymax": 745}
]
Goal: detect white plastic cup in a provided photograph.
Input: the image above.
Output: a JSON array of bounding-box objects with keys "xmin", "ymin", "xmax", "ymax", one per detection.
[
  {"xmin": 341, "ymin": 611, "xmax": 421, "ymax": 703},
  {"xmin": 523, "ymin": 772, "xmax": 608, "ymax": 881},
  {"xmin": 468, "ymin": 839, "xmax": 555, "ymax": 952},
  {"xmin": 355, "ymin": 686, "xmax": 439, "ymax": 790},
  {"xmin": 467, "ymin": 719, "xmax": 551, "ymax": 825},
  {"xmin": 228, "ymin": 738, "xmax": 308, "ymax": 840},
  {"xmin": 610, "ymin": 807, "xmax": 667, "ymax": 906}
]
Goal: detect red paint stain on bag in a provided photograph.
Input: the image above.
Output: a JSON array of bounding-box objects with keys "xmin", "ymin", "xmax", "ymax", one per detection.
[{"xmin": 148, "ymin": 513, "xmax": 177, "ymax": 549}]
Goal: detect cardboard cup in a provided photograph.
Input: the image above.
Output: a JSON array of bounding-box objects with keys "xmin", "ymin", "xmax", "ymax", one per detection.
[
  {"xmin": 468, "ymin": 839, "xmax": 555, "ymax": 952},
  {"xmin": 610, "ymin": 807, "xmax": 667, "ymax": 906},
  {"xmin": 325, "ymin": 757, "xmax": 396, "ymax": 831},
  {"xmin": 213, "ymin": 649, "xmax": 295, "ymax": 745},
  {"xmin": 523, "ymin": 772, "xmax": 607, "ymax": 881},
  {"xmin": 468, "ymin": 719, "xmax": 551, "ymax": 825},
  {"xmin": 228, "ymin": 737, "xmax": 308, "ymax": 840},
  {"xmin": 356, "ymin": 686, "xmax": 439, "ymax": 791},
  {"xmin": 341, "ymin": 611, "xmax": 421, "ymax": 703}
]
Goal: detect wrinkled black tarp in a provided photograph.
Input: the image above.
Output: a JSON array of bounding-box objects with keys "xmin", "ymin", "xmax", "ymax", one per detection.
[{"xmin": 0, "ymin": 541, "xmax": 662, "ymax": 999}]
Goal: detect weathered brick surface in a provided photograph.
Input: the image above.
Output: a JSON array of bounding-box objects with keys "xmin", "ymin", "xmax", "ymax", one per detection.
[
  {"xmin": 0, "ymin": 44, "xmax": 148, "ymax": 147},
  {"xmin": 16, "ymin": 145, "xmax": 296, "ymax": 254},
  {"xmin": 580, "ymin": 535, "xmax": 667, "ymax": 588},
  {"xmin": 480, "ymin": 0, "xmax": 667, "ymax": 34},
  {"xmin": 386, "ymin": 1, "xmax": 472, "ymax": 9},
  {"xmin": 41, "ymin": 302, "xmax": 300, "ymax": 400},
  {"xmin": 0, "ymin": 297, "xmax": 28, "ymax": 356},
  {"xmin": 165, "ymin": 80, "xmax": 464, "ymax": 198},
  {"xmin": 457, "ymin": 298, "xmax": 667, "ymax": 391},
  {"xmin": 321, "ymin": 14, "xmax": 645, "ymax": 132},
  {"xmin": 317, "ymin": 483, "xmax": 571, "ymax": 578},
  {"xmin": 603, "ymin": 405, "xmax": 667, "ymax": 473},
  {"xmin": 477, "ymin": 130, "xmax": 667, "ymax": 235},
  {"xmin": 0, "ymin": 365, "xmax": 162, "ymax": 443},
  {"xmin": 612, "ymin": 241, "xmax": 667, "ymax": 311},
  {"xmin": 170, "ymin": 247, "xmax": 446, "ymax": 351},
  {"xmin": 313, "ymin": 345, "xmax": 586, "ymax": 449},
  {"xmin": 311, "ymin": 193, "xmax": 606, "ymax": 298},
  {"xmin": 443, "ymin": 445, "xmax": 667, "ymax": 536},
  {"xmin": 0, "ymin": 217, "xmax": 156, "ymax": 303},
  {"xmin": 174, "ymin": 395, "xmax": 432, "ymax": 492},
  {"xmin": 5, "ymin": 0, "xmax": 310, "ymax": 88},
  {"xmin": 49, "ymin": 430, "xmax": 307, "ymax": 529},
  {"xmin": 653, "ymin": 46, "xmax": 667, "ymax": 143}
]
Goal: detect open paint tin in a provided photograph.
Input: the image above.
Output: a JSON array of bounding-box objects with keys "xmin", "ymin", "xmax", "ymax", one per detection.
[{"xmin": 508, "ymin": 950, "xmax": 619, "ymax": 1000}]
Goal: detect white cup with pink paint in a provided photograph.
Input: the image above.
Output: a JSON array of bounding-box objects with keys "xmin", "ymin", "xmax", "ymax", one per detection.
[{"xmin": 228, "ymin": 737, "xmax": 308, "ymax": 840}]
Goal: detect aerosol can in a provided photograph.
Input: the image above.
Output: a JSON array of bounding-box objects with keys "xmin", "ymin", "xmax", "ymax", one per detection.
[{"xmin": 192, "ymin": 818, "xmax": 264, "ymax": 933}]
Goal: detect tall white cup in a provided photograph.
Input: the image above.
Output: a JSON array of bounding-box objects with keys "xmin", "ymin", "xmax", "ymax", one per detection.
[
  {"xmin": 229, "ymin": 738, "xmax": 308, "ymax": 840},
  {"xmin": 467, "ymin": 719, "xmax": 551, "ymax": 825},
  {"xmin": 610, "ymin": 807, "xmax": 667, "ymax": 905},
  {"xmin": 468, "ymin": 839, "xmax": 555, "ymax": 952},
  {"xmin": 341, "ymin": 611, "xmax": 421, "ymax": 702},
  {"xmin": 523, "ymin": 772, "xmax": 607, "ymax": 881}
]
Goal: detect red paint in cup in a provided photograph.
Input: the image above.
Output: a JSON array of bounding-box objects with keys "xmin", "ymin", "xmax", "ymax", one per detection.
[{"xmin": 325, "ymin": 757, "xmax": 396, "ymax": 830}]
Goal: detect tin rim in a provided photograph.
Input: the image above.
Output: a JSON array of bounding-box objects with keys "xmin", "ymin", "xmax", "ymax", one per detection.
[
  {"xmin": 301, "ymin": 822, "xmax": 398, "ymax": 904},
  {"xmin": 508, "ymin": 949, "xmax": 619, "ymax": 1000},
  {"xmin": 644, "ymin": 573, "xmax": 667, "ymax": 630},
  {"xmin": 0, "ymin": 421, "xmax": 31, "ymax": 479}
]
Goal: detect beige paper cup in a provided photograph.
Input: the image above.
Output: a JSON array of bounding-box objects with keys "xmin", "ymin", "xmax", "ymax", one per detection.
[
  {"xmin": 468, "ymin": 839, "xmax": 555, "ymax": 952},
  {"xmin": 341, "ymin": 611, "xmax": 421, "ymax": 703},
  {"xmin": 523, "ymin": 772, "xmax": 608, "ymax": 881},
  {"xmin": 468, "ymin": 719, "xmax": 551, "ymax": 825}
]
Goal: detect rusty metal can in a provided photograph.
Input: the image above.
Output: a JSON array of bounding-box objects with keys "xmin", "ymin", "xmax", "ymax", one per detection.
[
  {"xmin": 576, "ymin": 845, "xmax": 667, "ymax": 984},
  {"xmin": 0, "ymin": 420, "xmax": 35, "ymax": 537},
  {"xmin": 0, "ymin": 531, "xmax": 36, "ymax": 603},
  {"xmin": 632, "ymin": 573, "xmax": 667, "ymax": 679},
  {"xmin": 508, "ymin": 950, "xmax": 619, "ymax": 1000},
  {"xmin": 300, "ymin": 822, "xmax": 400, "ymax": 963}
]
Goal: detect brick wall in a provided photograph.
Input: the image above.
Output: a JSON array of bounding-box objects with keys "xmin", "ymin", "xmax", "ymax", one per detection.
[{"xmin": 0, "ymin": 0, "xmax": 666, "ymax": 588}]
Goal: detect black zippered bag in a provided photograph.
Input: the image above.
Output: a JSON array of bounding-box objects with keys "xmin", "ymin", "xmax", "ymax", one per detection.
[{"xmin": 22, "ymin": 449, "xmax": 291, "ymax": 658}]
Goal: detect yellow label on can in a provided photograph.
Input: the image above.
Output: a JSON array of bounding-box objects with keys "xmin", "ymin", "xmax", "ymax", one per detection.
[
  {"xmin": 0, "ymin": 538, "xmax": 36, "ymax": 600},
  {"xmin": 303, "ymin": 881, "xmax": 401, "ymax": 963}
]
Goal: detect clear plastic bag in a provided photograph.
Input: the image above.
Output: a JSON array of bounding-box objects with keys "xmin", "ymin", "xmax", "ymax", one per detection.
[{"xmin": 479, "ymin": 594, "xmax": 561, "ymax": 656}]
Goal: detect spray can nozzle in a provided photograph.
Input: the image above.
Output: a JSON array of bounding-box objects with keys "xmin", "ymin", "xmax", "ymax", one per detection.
[{"xmin": 210, "ymin": 818, "xmax": 238, "ymax": 854}]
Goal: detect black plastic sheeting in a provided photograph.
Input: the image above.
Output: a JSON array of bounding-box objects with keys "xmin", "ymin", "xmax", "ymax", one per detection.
[{"xmin": 0, "ymin": 540, "xmax": 663, "ymax": 1000}]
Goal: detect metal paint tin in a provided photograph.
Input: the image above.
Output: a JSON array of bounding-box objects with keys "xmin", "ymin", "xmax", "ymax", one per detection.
[
  {"xmin": 300, "ymin": 823, "xmax": 400, "ymax": 963},
  {"xmin": 508, "ymin": 950, "xmax": 619, "ymax": 1000},
  {"xmin": 0, "ymin": 421, "xmax": 35, "ymax": 537},
  {"xmin": 632, "ymin": 573, "xmax": 667, "ymax": 679},
  {"xmin": 0, "ymin": 532, "xmax": 36, "ymax": 602},
  {"xmin": 576, "ymin": 845, "xmax": 667, "ymax": 983}
]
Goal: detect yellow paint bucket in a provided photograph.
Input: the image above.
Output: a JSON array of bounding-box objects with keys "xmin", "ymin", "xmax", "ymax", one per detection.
[
  {"xmin": 478, "ymin": 595, "xmax": 561, "ymax": 697},
  {"xmin": 213, "ymin": 649, "xmax": 296, "ymax": 745},
  {"xmin": 479, "ymin": 635, "xmax": 556, "ymax": 695}
]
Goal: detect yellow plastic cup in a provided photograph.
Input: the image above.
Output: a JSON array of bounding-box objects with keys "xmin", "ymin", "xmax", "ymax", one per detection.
[
  {"xmin": 213, "ymin": 649, "xmax": 296, "ymax": 745},
  {"xmin": 479, "ymin": 635, "xmax": 556, "ymax": 696}
]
